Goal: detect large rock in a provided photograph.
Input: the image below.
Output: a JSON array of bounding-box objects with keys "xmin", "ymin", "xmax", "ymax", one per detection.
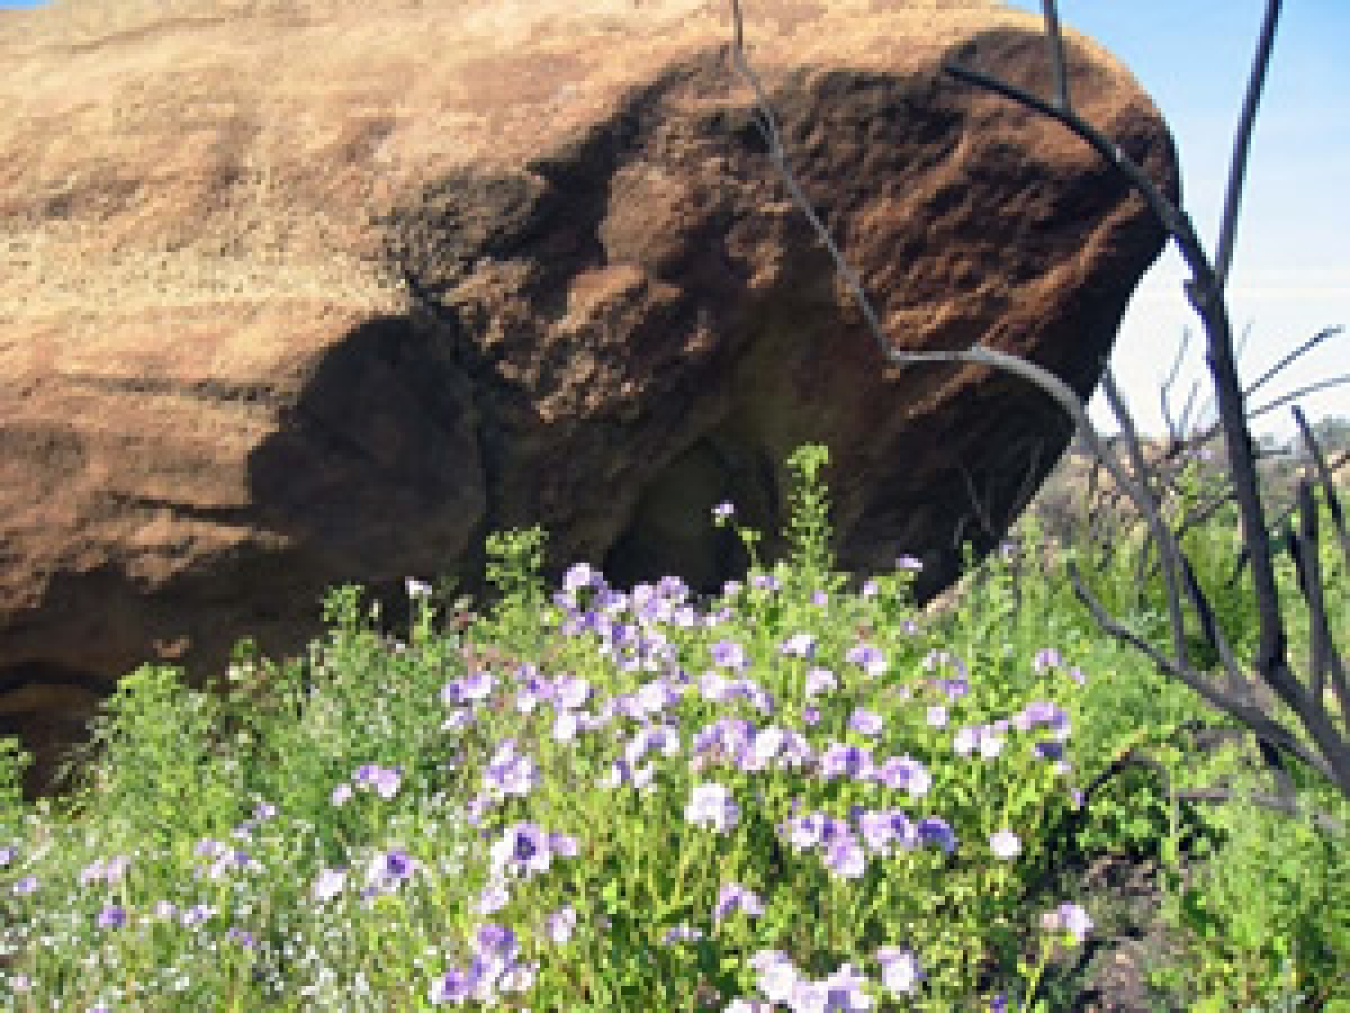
[{"xmin": 0, "ymin": 0, "xmax": 1176, "ymax": 786}]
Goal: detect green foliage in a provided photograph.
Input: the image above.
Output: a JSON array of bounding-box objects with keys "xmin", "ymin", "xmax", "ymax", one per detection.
[
  {"xmin": 0, "ymin": 442, "xmax": 1345, "ymax": 1009},
  {"xmin": 1151, "ymin": 765, "xmax": 1350, "ymax": 1010},
  {"xmin": 783, "ymin": 443, "xmax": 835, "ymax": 585},
  {"xmin": 480, "ymin": 524, "xmax": 551, "ymax": 654},
  {"xmin": 0, "ymin": 737, "xmax": 31, "ymax": 829},
  {"xmin": 71, "ymin": 665, "xmax": 245, "ymax": 845},
  {"xmin": 485, "ymin": 525, "xmax": 548, "ymax": 606}
]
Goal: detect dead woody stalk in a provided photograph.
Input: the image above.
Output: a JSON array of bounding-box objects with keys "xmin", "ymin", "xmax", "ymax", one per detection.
[{"xmin": 725, "ymin": 0, "xmax": 1350, "ymax": 814}]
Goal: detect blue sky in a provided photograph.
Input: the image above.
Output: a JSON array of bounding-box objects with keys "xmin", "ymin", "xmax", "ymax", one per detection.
[
  {"xmin": 1005, "ymin": 0, "xmax": 1349, "ymax": 437},
  {"xmin": 5, "ymin": 0, "xmax": 1345, "ymax": 436}
]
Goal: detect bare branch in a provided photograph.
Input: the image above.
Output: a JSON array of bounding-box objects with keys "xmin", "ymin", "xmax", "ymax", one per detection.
[
  {"xmin": 1160, "ymin": 328, "xmax": 1193, "ymax": 439},
  {"xmin": 1098, "ymin": 370, "xmax": 1190, "ymax": 667},
  {"xmin": 1038, "ymin": 0, "xmax": 1071, "ymax": 111},
  {"xmin": 1178, "ymin": 788, "xmax": 1344, "ymax": 835},
  {"xmin": 1158, "ymin": 326, "xmax": 1344, "ymax": 460},
  {"xmin": 724, "ymin": 6, "xmax": 891, "ymax": 357},
  {"xmin": 1177, "ymin": 550, "xmax": 1251, "ymax": 703},
  {"xmin": 1214, "ymin": 0, "xmax": 1284, "ymax": 290},
  {"xmin": 1177, "ymin": 373, "xmax": 1203, "ymax": 440},
  {"xmin": 940, "ymin": 60, "xmax": 1199, "ymax": 249},
  {"xmin": 726, "ymin": 0, "xmax": 1350, "ymax": 797},
  {"xmin": 1229, "ymin": 446, "xmax": 1350, "ymax": 583},
  {"xmin": 1293, "ymin": 405, "xmax": 1350, "ymax": 568},
  {"xmin": 1287, "ymin": 480, "xmax": 1350, "ymax": 726},
  {"xmin": 1247, "ymin": 375, "xmax": 1350, "ymax": 426},
  {"xmin": 1244, "ymin": 325, "xmax": 1343, "ymax": 402},
  {"xmin": 1068, "ymin": 562, "xmax": 1334, "ymax": 781},
  {"xmin": 1060, "ymin": 725, "xmax": 1345, "ymax": 847},
  {"xmin": 946, "ymin": 29, "xmax": 1294, "ymax": 734}
]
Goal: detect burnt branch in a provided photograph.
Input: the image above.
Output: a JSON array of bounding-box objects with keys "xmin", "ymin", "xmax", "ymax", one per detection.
[
  {"xmin": 1293, "ymin": 405, "xmax": 1350, "ymax": 568},
  {"xmin": 1067, "ymin": 562, "xmax": 1332, "ymax": 780},
  {"xmin": 724, "ymin": 0, "xmax": 1350, "ymax": 798},
  {"xmin": 1286, "ymin": 480, "xmax": 1350, "ymax": 728},
  {"xmin": 1245, "ymin": 326, "xmax": 1343, "ymax": 405},
  {"xmin": 1213, "ymin": 0, "xmax": 1282, "ymax": 290}
]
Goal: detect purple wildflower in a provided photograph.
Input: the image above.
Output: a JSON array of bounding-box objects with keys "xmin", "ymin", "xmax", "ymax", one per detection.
[
  {"xmin": 312, "ymin": 867, "xmax": 347, "ymax": 903},
  {"xmin": 96, "ymin": 905, "xmax": 127, "ymax": 929},
  {"xmin": 476, "ymin": 879, "xmax": 510, "ymax": 916},
  {"xmin": 1034, "ymin": 740, "xmax": 1066, "ymax": 761},
  {"xmin": 751, "ymin": 951, "xmax": 802, "ymax": 1005},
  {"xmin": 874, "ymin": 755, "xmax": 932, "ymax": 797},
  {"xmin": 442, "ymin": 669, "xmax": 495, "ymax": 706},
  {"xmin": 181, "ymin": 903, "xmax": 216, "ymax": 927},
  {"xmin": 662, "ymin": 924, "xmax": 705, "ymax": 943},
  {"xmin": 80, "ymin": 855, "xmax": 131, "ymax": 886},
  {"xmin": 783, "ymin": 812, "xmax": 827, "ymax": 850},
  {"xmin": 549, "ymin": 832, "xmax": 579, "ymax": 858},
  {"xmin": 736, "ymin": 679, "xmax": 776, "ymax": 716},
  {"xmin": 990, "ymin": 829, "xmax": 1022, "ymax": 860},
  {"xmin": 489, "ymin": 823, "xmax": 554, "ymax": 879},
  {"xmin": 713, "ymin": 882, "xmax": 765, "ymax": 921},
  {"xmin": 917, "ymin": 816, "xmax": 958, "ymax": 854},
  {"xmin": 563, "ymin": 562, "xmax": 603, "ymax": 593},
  {"xmin": 846, "ymin": 643, "xmax": 888, "ymax": 677},
  {"xmin": 429, "ymin": 966, "xmax": 477, "ymax": 1005},
  {"xmin": 779, "ymin": 632, "xmax": 816, "ymax": 658},
  {"xmin": 1032, "ymin": 647, "xmax": 1064, "ymax": 673},
  {"xmin": 876, "ymin": 946, "xmax": 922, "ymax": 995},
  {"xmin": 553, "ymin": 675, "xmax": 592, "ymax": 710},
  {"xmin": 849, "ymin": 708, "xmax": 884, "ymax": 736},
  {"xmin": 607, "ymin": 757, "xmax": 656, "ymax": 792},
  {"xmin": 803, "ymin": 667, "xmax": 837, "ymax": 697},
  {"xmin": 818, "ymin": 741, "xmax": 874, "ymax": 781},
  {"xmin": 824, "ymin": 836, "xmax": 868, "ymax": 879},
  {"xmin": 710, "ymin": 640, "xmax": 748, "ymax": 671},
  {"xmin": 544, "ymin": 906, "xmax": 577, "ymax": 944},
  {"xmin": 685, "ymin": 782, "xmax": 740, "ymax": 833},
  {"xmin": 741, "ymin": 725, "xmax": 787, "ymax": 771},
  {"xmin": 953, "ymin": 725, "xmax": 979, "ymax": 757},
  {"xmin": 484, "ymin": 740, "xmax": 539, "ymax": 799},
  {"xmin": 815, "ymin": 963, "xmax": 875, "ymax": 1011},
  {"xmin": 353, "ymin": 764, "xmax": 402, "ymax": 800},
  {"xmin": 365, "ymin": 848, "xmax": 418, "ymax": 893},
  {"xmin": 858, "ymin": 810, "xmax": 901, "ymax": 854},
  {"xmin": 1042, "ymin": 902, "xmax": 1093, "ymax": 943}
]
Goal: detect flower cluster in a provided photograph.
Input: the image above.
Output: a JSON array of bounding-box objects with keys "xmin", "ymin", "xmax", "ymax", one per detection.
[
  {"xmin": 429, "ymin": 923, "xmax": 537, "ymax": 1006},
  {"xmin": 724, "ymin": 946, "xmax": 923, "ymax": 1010},
  {"xmin": 331, "ymin": 764, "xmax": 402, "ymax": 805}
]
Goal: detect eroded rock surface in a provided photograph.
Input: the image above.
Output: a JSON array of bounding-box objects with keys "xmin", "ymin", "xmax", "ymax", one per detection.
[{"xmin": 0, "ymin": 0, "xmax": 1176, "ymax": 788}]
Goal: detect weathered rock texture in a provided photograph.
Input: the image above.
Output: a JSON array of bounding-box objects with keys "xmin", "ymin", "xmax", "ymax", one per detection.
[{"xmin": 0, "ymin": 0, "xmax": 1177, "ymax": 786}]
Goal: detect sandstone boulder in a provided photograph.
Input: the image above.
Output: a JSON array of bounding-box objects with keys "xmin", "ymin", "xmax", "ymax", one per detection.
[{"xmin": 0, "ymin": 0, "xmax": 1177, "ymax": 787}]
